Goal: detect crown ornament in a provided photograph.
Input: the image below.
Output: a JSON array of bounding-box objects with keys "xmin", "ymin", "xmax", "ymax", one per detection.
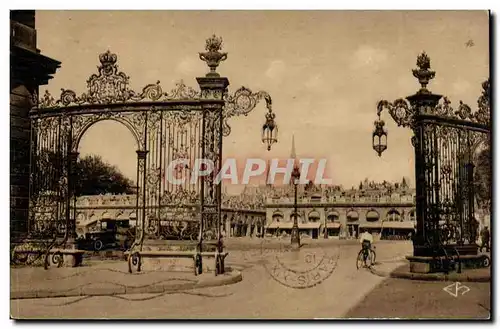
[
  {"xmin": 98, "ymin": 50, "xmax": 118, "ymax": 76},
  {"xmin": 199, "ymin": 35, "xmax": 228, "ymax": 77}
]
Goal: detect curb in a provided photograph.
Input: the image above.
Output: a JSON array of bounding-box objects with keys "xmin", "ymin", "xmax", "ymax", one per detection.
[
  {"xmin": 11, "ymin": 270, "xmax": 242, "ymax": 300},
  {"xmin": 369, "ymin": 263, "xmax": 491, "ymax": 282}
]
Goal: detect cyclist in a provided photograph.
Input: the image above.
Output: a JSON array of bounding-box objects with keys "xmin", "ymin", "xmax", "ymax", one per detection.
[{"xmin": 359, "ymin": 229, "xmax": 374, "ymax": 264}]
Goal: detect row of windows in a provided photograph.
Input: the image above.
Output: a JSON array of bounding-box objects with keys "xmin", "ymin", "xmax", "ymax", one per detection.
[{"xmin": 272, "ymin": 212, "xmax": 416, "ymax": 222}]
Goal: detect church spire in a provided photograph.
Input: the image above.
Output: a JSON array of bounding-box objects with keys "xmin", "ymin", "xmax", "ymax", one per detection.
[{"xmin": 291, "ymin": 134, "xmax": 296, "ymax": 160}]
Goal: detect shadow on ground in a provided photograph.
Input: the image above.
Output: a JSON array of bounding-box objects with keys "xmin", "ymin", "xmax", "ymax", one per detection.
[{"xmin": 345, "ymin": 278, "xmax": 491, "ymax": 319}]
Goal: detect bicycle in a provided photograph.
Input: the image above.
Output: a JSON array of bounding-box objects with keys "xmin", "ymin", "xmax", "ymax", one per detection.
[{"xmin": 356, "ymin": 244, "xmax": 376, "ymax": 269}]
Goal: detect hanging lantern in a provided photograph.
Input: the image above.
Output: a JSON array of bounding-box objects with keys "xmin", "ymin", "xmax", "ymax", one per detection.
[
  {"xmin": 372, "ymin": 118, "xmax": 388, "ymax": 156},
  {"xmin": 262, "ymin": 109, "xmax": 278, "ymax": 151}
]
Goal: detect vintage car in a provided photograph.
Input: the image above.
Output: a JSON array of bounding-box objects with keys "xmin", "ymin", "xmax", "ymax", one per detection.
[{"xmin": 76, "ymin": 219, "xmax": 133, "ymax": 251}]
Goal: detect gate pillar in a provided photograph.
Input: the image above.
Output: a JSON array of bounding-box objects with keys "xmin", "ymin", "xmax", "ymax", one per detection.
[
  {"xmin": 196, "ymin": 35, "xmax": 230, "ymax": 266},
  {"xmin": 406, "ymin": 91, "xmax": 442, "ymax": 257},
  {"xmin": 375, "ymin": 53, "xmax": 491, "ymax": 273}
]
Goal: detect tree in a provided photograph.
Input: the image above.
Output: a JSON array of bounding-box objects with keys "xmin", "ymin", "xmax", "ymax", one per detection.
[
  {"xmin": 75, "ymin": 155, "xmax": 135, "ymax": 196},
  {"xmin": 474, "ymin": 147, "xmax": 491, "ymax": 210},
  {"xmin": 33, "ymin": 150, "xmax": 135, "ymax": 196}
]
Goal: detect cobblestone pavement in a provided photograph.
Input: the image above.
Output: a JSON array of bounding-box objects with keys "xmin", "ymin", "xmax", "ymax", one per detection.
[
  {"xmin": 10, "ymin": 240, "xmax": 425, "ymax": 319},
  {"xmin": 345, "ymin": 278, "xmax": 491, "ymax": 319}
]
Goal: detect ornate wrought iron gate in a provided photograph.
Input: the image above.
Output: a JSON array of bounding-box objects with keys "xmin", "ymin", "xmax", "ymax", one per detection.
[
  {"xmin": 376, "ymin": 53, "xmax": 491, "ymax": 258},
  {"xmin": 24, "ymin": 36, "xmax": 276, "ymax": 268}
]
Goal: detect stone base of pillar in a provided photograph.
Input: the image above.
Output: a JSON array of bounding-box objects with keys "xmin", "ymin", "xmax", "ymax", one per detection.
[
  {"xmin": 407, "ymin": 253, "xmax": 489, "ymax": 274},
  {"xmin": 407, "ymin": 257, "xmax": 432, "ymax": 273},
  {"xmin": 413, "ymin": 243, "xmax": 479, "ymax": 257}
]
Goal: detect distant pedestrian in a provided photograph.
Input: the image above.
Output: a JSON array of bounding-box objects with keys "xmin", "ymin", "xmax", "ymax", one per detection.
[
  {"xmin": 479, "ymin": 226, "xmax": 490, "ymax": 252},
  {"xmin": 471, "ymin": 219, "xmax": 480, "ymax": 244}
]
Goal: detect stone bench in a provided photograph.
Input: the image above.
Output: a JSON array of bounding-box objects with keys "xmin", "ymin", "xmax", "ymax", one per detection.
[
  {"xmin": 12, "ymin": 249, "xmax": 85, "ymax": 268},
  {"xmin": 125, "ymin": 250, "xmax": 228, "ymax": 275}
]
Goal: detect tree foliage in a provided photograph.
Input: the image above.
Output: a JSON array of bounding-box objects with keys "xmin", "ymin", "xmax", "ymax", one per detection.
[
  {"xmin": 74, "ymin": 154, "xmax": 135, "ymax": 196},
  {"xmin": 33, "ymin": 150, "xmax": 135, "ymax": 196},
  {"xmin": 474, "ymin": 147, "xmax": 491, "ymax": 209}
]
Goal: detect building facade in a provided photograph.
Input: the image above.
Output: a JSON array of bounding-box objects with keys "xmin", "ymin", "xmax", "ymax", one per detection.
[
  {"xmin": 70, "ymin": 179, "xmax": 415, "ymax": 241},
  {"xmin": 72, "ymin": 194, "xmax": 266, "ymax": 239},
  {"xmin": 264, "ymin": 180, "xmax": 416, "ymax": 240},
  {"xmin": 10, "ymin": 10, "xmax": 60, "ymax": 239}
]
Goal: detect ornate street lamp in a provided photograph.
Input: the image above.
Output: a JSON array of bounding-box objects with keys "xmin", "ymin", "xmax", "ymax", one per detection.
[
  {"xmin": 290, "ymin": 164, "xmax": 301, "ymax": 249},
  {"xmin": 372, "ymin": 117, "xmax": 387, "ymax": 157},
  {"xmin": 262, "ymin": 105, "xmax": 278, "ymax": 151}
]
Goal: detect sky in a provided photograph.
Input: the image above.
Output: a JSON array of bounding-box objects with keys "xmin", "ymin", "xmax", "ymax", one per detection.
[{"xmin": 35, "ymin": 10, "xmax": 490, "ymax": 192}]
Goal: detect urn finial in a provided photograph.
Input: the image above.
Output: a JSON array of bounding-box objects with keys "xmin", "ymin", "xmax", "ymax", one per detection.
[
  {"xmin": 412, "ymin": 52, "xmax": 436, "ymax": 93},
  {"xmin": 199, "ymin": 35, "xmax": 228, "ymax": 77}
]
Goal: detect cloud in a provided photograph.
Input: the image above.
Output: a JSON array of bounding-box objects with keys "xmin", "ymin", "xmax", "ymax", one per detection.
[
  {"xmin": 350, "ymin": 45, "xmax": 388, "ymax": 70},
  {"xmin": 265, "ymin": 60, "xmax": 286, "ymax": 80},
  {"xmin": 175, "ymin": 57, "xmax": 203, "ymax": 75}
]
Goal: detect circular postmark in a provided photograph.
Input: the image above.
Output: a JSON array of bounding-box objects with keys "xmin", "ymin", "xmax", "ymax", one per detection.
[{"xmin": 243, "ymin": 239, "xmax": 340, "ymax": 289}]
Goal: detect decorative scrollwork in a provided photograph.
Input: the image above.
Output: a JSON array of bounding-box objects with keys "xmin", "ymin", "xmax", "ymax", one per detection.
[
  {"xmin": 11, "ymin": 241, "xmax": 49, "ymax": 266},
  {"xmin": 128, "ymin": 251, "xmax": 142, "ymax": 273},
  {"xmin": 145, "ymin": 216, "xmax": 159, "ymax": 236},
  {"xmin": 146, "ymin": 168, "xmax": 162, "ymax": 194},
  {"xmin": 165, "ymin": 81, "xmax": 200, "ymax": 100},
  {"xmin": 433, "ymin": 96, "xmax": 490, "ymax": 125},
  {"xmin": 35, "ymin": 51, "xmax": 202, "ymax": 109},
  {"xmin": 70, "ymin": 111, "xmax": 146, "ymax": 151},
  {"xmin": 223, "ymin": 87, "xmax": 273, "ymax": 137},
  {"xmin": 51, "ymin": 251, "xmax": 64, "ymax": 268},
  {"xmin": 377, "ymin": 98, "xmax": 415, "ymax": 128},
  {"xmin": 439, "ymin": 223, "xmax": 460, "ymax": 245},
  {"xmin": 475, "ymin": 79, "xmax": 490, "ymax": 125}
]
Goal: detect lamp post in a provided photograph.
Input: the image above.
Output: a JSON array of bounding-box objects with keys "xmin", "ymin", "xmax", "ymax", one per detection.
[{"xmin": 290, "ymin": 164, "xmax": 301, "ymax": 249}]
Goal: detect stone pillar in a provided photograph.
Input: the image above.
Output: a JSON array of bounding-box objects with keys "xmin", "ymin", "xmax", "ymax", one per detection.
[
  {"xmin": 197, "ymin": 37, "xmax": 229, "ymax": 255},
  {"xmin": 10, "ymin": 11, "xmax": 60, "ymax": 240},
  {"xmin": 405, "ymin": 56, "xmax": 443, "ymax": 257},
  {"xmin": 10, "ymin": 85, "xmax": 34, "ymax": 237}
]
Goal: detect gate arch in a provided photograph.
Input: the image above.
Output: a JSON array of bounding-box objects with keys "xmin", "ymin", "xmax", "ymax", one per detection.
[
  {"xmin": 27, "ymin": 36, "xmax": 278, "ymax": 267},
  {"xmin": 74, "ymin": 117, "xmax": 142, "ymax": 153}
]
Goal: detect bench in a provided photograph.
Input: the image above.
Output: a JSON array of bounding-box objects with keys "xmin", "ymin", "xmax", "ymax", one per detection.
[
  {"xmin": 12, "ymin": 249, "xmax": 85, "ymax": 268},
  {"xmin": 125, "ymin": 250, "xmax": 228, "ymax": 275}
]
